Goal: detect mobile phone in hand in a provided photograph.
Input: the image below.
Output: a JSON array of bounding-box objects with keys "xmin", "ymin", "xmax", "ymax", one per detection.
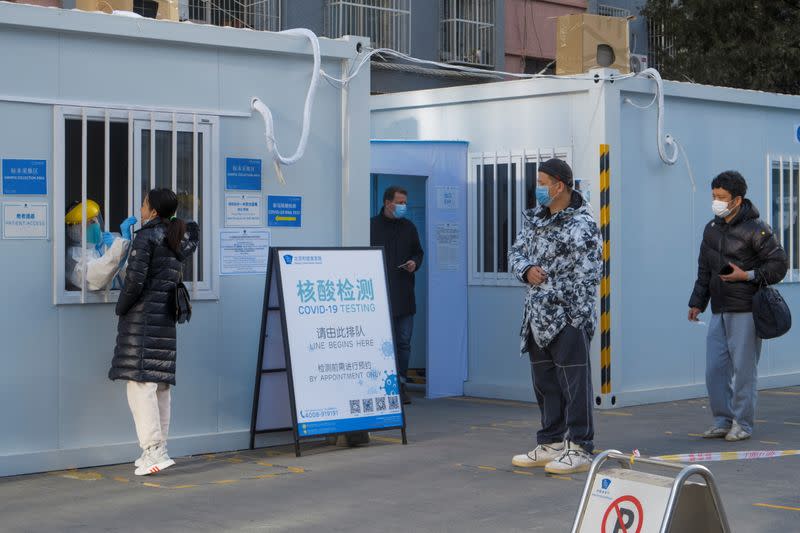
[{"xmin": 719, "ymin": 265, "xmax": 734, "ymax": 275}]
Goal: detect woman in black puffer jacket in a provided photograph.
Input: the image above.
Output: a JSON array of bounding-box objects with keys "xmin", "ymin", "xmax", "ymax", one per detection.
[{"xmin": 109, "ymin": 188, "xmax": 199, "ymax": 477}]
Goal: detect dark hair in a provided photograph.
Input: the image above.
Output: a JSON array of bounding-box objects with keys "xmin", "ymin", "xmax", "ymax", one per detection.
[
  {"xmin": 383, "ymin": 186, "xmax": 408, "ymax": 204},
  {"xmin": 146, "ymin": 188, "xmax": 186, "ymax": 255},
  {"xmin": 711, "ymin": 171, "xmax": 747, "ymax": 199}
]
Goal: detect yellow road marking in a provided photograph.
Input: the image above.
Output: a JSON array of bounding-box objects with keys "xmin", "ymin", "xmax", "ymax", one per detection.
[
  {"xmin": 599, "ymin": 411, "xmax": 633, "ymax": 417},
  {"xmin": 688, "ymin": 433, "xmax": 704, "ymax": 437},
  {"xmin": 225, "ymin": 457, "xmax": 244, "ymax": 463},
  {"xmin": 664, "ymin": 431, "xmax": 673, "ymax": 435},
  {"xmin": 547, "ymin": 474, "xmax": 573, "ymax": 481},
  {"xmin": 254, "ymin": 474, "xmax": 278, "ymax": 479},
  {"xmin": 212, "ymin": 479, "xmax": 238, "ymax": 485},
  {"xmin": 477, "ymin": 466, "xmax": 497, "ymax": 471},
  {"xmin": 60, "ymin": 471, "xmax": 103, "ymax": 481},
  {"xmin": 512, "ymin": 470, "xmax": 535, "ymax": 476},
  {"xmin": 762, "ymin": 390, "xmax": 800, "ymax": 397},
  {"xmin": 760, "ymin": 441, "xmax": 780, "ymax": 445},
  {"xmin": 447, "ymin": 397, "xmax": 530, "ymax": 408},
  {"xmin": 287, "ymin": 467, "xmax": 305, "ymax": 474},
  {"xmin": 113, "ymin": 477, "xmax": 130, "ymax": 483},
  {"xmin": 492, "ymin": 421, "xmax": 535, "ymax": 428},
  {"xmin": 171, "ymin": 485, "xmax": 198, "ymax": 489},
  {"xmin": 470, "ymin": 426, "xmax": 505, "ymax": 431},
  {"xmin": 371, "ymin": 436, "xmax": 403, "ymax": 444},
  {"xmin": 257, "ymin": 462, "xmax": 274, "ymax": 467},
  {"xmin": 142, "ymin": 482, "xmax": 161, "ymax": 488},
  {"xmin": 754, "ymin": 503, "xmax": 800, "ymax": 512}
]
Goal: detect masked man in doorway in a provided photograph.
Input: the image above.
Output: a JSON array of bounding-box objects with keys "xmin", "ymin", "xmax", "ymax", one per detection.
[
  {"xmin": 688, "ymin": 171, "xmax": 787, "ymax": 442},
  {"xmin": 371, "ymin": 185, "xmax": 424, "ymax": 405},
  {"xmin": 508, "ymin": 158, "xmax": 603, "ymax": 475}
]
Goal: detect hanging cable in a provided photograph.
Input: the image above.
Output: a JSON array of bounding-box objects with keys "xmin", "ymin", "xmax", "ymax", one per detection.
[
  {"xmin": 636, "ymin": 68, "xmax": 678, "ymax": 165},
  {"xmin": 251, "ymin": 28, "xmax": 321, "ymax": 185},
  {"xmin": 252, "ymin": 30, "xmax": 641, "ymax": 185}
]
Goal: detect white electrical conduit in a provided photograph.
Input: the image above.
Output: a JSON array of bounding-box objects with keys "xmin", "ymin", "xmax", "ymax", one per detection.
[
  {"xmin": 636, "ymin": 68, "xmax": 679, "ymax": 166},
  {"xmin": 251, "ymin": 28, "xmax": 321, "ymax": 185},
  {"xmin": 321, "ymin": 46, "xmax": 640, "ymax": 88},
  {"xmin": 250, "ymin": 29, "xmax": 653, "ymax": 185}
]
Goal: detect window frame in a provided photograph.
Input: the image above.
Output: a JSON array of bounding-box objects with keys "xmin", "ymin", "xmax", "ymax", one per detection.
[
  {"xmin": 468, "ymin": 147, "xmax": 572, "ymax": 287},
  {"xmin": 326, "ymin": 0, "xmax": 412, "ymax": 55},
  {"xmin": 766, "ymin": 153, "xmax": 800, "ymax": 283},
  {"xmin": 440, "ymin": 0, "xmax": 496, "ymax": 68},
  {"xmin": 53, "ymin": 106, "xmax": 220, "ymax": 305},
  {"xmin": 186, "ymin": 0, "xmax": 281, "ymax": 32}
]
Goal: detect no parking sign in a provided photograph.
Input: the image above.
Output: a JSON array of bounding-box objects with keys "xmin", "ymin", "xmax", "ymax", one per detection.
[
  {"xmin": 601, "ymin": 495, "xmax": 644, "ymax": 533},
  {"xmin": 577, "ymin": 469, "xmax": 671, "ymax": 533}
]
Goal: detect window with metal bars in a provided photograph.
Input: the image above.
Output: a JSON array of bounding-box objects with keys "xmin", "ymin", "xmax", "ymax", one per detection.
[
  {"xmin": 55, "ymin": 107, "xmax": 216, "ymax": 304},
  {"xmin": 186, "ymin": 0, "xmax": 280, "ymax": 31},
  {"xmin": 440, "ymin": 0, "xmax": 495, "ymax": 68},
  {"xmin": 597, "ymin": 4, "xmax": 631, "ymax": 18},
  {"xmin": 768, "ymin": 155, "xmax": 800, "ymax": 282},
  {"xmin": 647, "ymin": 17, "xmax": 673, "ymax": 71},
  {"xmin": 326, "ymin": 0, "xmax": 411, "ymax": 54},
  {"xmin": 468, "ymin": 149, "xmax": 571, "ymax": 286}
]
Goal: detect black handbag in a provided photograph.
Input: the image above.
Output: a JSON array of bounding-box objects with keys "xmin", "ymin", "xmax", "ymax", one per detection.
[
  {"xmin": 173, "ymin": 271, "xmax": 192, "ymax": 324},
  {"xmin": 752, "ymin": 276, "xmax": 791, "ymax": 339}
]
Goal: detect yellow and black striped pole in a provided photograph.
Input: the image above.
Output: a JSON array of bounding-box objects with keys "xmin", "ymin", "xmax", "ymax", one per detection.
[{"xmin": 600, "ymin": 144, "xmax": 611, "ymax": 396}]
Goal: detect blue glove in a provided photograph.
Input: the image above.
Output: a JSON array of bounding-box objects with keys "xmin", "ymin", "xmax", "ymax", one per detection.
[
  {"xmin": 102, "ymin": 232, "xmax": 116, "ymax": 248},
  {"xmin": 120, "ymin": 216, "xmax": 138, "ymax": 240}
]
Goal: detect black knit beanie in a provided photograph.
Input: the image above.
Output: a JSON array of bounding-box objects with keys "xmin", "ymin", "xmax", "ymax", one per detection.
[{"xmin": 539, "ymin": 158, "xmax": 574, "ymax": 188}]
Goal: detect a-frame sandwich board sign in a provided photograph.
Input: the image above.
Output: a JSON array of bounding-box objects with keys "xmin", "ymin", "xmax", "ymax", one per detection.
[{"xmin": 250, "ymin": 247, "xmax": 408, "ymax": 456}]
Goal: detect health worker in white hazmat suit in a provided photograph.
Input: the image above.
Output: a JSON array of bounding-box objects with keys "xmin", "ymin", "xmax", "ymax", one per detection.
[{"xmin": 65, "ymin": 199, "xmax": 137, "ymax": 291}]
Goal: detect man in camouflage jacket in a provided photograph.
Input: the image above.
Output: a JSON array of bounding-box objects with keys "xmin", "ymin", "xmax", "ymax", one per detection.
[{"xmin": 508, "ymin": 158, "xmax": 603, "ymax": 475}]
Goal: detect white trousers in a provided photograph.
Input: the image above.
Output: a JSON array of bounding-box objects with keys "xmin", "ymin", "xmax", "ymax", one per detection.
[{"xmin": 126, "ymin": 381, "xmax": 171, "ymax": 451}]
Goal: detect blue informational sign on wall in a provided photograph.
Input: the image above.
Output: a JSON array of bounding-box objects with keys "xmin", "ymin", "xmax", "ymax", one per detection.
[
  {"xmin": 268, "ymin": 195, "xmax": 302, "ymax": 227},
  {"xmin": 226, "ymin": 158, "xmax": 262, "ymax": 191},
  {"xmin": 2, "ymin": 159, "xmax": 47, "ymax": 195}
]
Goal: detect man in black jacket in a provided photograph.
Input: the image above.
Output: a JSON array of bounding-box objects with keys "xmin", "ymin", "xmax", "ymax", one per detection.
[
  {"xmin": 689, "ymin": 171, "xmax": 788, "ymax": 441},
  {"xmin": 371, "ymin": 185, "xmax": 424, "ymax": 405}
]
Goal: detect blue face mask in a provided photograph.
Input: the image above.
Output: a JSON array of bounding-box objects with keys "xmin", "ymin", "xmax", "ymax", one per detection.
[
  {"xmin": 535, "ymin": 185, "xmax": 553, "ymax": 207},
  {"xmin": 87, "ymin": 223, "xmax": 101, "ymax": 245},
  {"xmin": 394, "ymin": 203, "xmax": 408, "ymax": 219}
]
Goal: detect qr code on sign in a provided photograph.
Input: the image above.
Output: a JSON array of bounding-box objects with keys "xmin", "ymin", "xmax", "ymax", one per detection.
[
  {"xmin": 375, "ymin": 397, "xmax": 387, "ymax": 411},
  {"xmin": 388, "ymin": 396, "xmax": 400, "ymax": 410},
  {"xmin": 349, "ymin": 399, "xmax": 361, "ymax": 414},
  {"xmin": 362, "ymin": 398, "xmax": 374, "ymax": 413}
]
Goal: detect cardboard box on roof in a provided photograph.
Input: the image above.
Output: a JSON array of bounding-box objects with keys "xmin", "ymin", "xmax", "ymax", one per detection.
[
  {"xmin": 74, "ymin": 0, "xmax": 179, "ymax": 20},
  {"xmin": 556, "ymin": 13, "xmax": 630, "ymax": 75}
]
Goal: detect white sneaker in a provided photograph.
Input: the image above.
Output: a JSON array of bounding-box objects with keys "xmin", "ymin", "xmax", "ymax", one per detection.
[
  {"xmin": 512, "ymin": 441, "xmax": 565, "ymax": 468},
  {"xmin": 725, "ymin": 421, "xmax": 751, "ymax": 442},
  {"xmin": 134, "ymin": 445, "xmax": 175, "ymax": 476},
  {"xmin": 134, "ymin": 450, "xmax": 147, "ymax": 468},
  {"xmin": 544, "ymin": 441, "xmax": 593, "ymax": 474},
  {"xmin": 134, "ymin": 444, "xmax": 168, "ymax": 468}
]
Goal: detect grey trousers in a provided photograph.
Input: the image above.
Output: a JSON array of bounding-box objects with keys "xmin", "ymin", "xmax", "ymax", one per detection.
[{"xmin": 706, "ymin": 312, "xmax": 762, "ymax": 433}]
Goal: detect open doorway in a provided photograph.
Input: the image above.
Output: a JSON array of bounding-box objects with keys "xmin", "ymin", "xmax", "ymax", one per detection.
[
  {"xmin": 371, "ymin": 174, "xmax": 429, "ymax": 393},
  {"xmin": 370, "ymin": 140, "xmax": 468, "ymax": 399}
]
